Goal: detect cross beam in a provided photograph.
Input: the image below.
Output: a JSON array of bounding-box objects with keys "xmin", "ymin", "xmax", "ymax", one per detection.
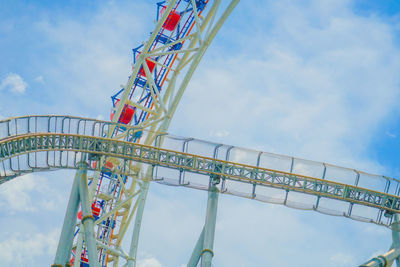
[{"xmin": 1, "ymin": 133, "xmax": 400, "ymax": 217}]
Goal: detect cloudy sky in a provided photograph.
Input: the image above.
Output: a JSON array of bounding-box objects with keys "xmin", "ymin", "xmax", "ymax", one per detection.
[{"xmin": 1, "ymin": 0, "xmax": 400, "ymax": 266}]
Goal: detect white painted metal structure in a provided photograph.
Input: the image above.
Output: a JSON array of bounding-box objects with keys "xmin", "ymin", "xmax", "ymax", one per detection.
[
  {"xmin": 2, "ymin": 115, "xmax": 400, "ymax": 266},
  {"xmin": 1, "ymin": 1, "xmax": 399, "ymax": 266},
  {"xmin": 75, "ymin": 1, "xmax": 240, "ymax": 266}
]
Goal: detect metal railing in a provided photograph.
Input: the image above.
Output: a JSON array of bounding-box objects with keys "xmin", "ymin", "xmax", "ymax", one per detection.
[{"xmin": 1, "ymin": 115, "xmax": 400, "ymax": 227}]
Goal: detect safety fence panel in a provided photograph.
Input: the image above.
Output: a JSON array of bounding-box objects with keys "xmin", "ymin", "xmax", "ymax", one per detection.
[
  {"xmin": 1, "ymin": 116, "xmax": 400, "ymax": 227},
  {"xmin": 153, "ymin": 133, "xmax": 400, "ymax": 227}
]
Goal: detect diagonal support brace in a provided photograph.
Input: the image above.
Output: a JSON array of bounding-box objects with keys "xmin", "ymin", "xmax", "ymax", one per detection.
[
  {"xmin": 52, "ymin": 160, "xmax": 99, "ymax": 267},
  {"xmin": 78, "ymin": 163, "xmax": 98, "ymax": 267},
  {"xmin": 188, "ymin": 175, "xmax": 220, "ymax": 267},
  {"xmin": 201, "ymin": 183, "xmax": 219, "ymax": 267},
  {"xmin": 360, "ymin": 214, "xmax": 400, "ymax": 267},
  {"xmin": 53, "ymin": 162, "xmax": 86, "ymax": 267},
  {"xmin": 188, "ymin": 227, "xmax": 205, "ymax": 266}
]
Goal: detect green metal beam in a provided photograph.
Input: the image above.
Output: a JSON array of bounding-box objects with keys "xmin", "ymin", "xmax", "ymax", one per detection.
[
  {"xmin": 360, "ymin": 214, "xmax": 400, "ymax": 267},
  {"xmin": 52, "ymin": 162, "xmax": 82, "ymax": 266},
  {"xmin": 77, "ymin": 160, "xmax": 99, "ymax": 267},
  {"xmin": 200, "ymin": 183, "xmax": 219, "ymax": 267},
  {"xmin": 188, "ymin": 227, "xmax": 205, "ymax": 267},
  {"xmin": 1, "ymin": 133, "xmax": 400, "ymax": 218}
]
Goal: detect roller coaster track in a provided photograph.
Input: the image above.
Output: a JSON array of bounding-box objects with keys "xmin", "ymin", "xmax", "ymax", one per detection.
[
  {"xmin": 2, "ymin": 115, "xmax": 400, "ymax": 266},
  {"xmin": 3, "ymin": 131, "xmax": 400, "ymax": 218},
  {"xmin": 3, "ymin": 1, "xmax": 399, "ymax": 266},
  {"xmin": 95, "ymin": 1, "xmax": 241, "ymax": 265}
]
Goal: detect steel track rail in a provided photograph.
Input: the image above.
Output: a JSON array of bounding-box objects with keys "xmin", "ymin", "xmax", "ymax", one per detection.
[{"xmin": 1, "ymin": 132, "xmax": 400, "ymax": 225}]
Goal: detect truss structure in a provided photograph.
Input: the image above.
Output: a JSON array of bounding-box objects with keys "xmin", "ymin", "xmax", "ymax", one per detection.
[
  {"xmin": 1, "ymin": 1, "xmax": 399, "ymax": 266},
  {"xmin": 1, "ymin": 115, "xmax": 400, "ymax": 266}
]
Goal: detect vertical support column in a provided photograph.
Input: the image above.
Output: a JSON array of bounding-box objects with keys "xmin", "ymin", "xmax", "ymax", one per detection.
[
  {"xmin": 392, "ymin": 214, "xmax": 400, "ymax": 267},
  {"xmin": 52, "ymin": 162, "xmax": 84, "ymax": 267},
  {"xmin": 188, "ymin": 227, "xmax": 205, "ymax": 267},
  {"xmin": 78, "ymin": 161, "xmax": 99, "ymax": 267},
  {"xmin": 200, "ymin": 183, "xmax": 219, "ymax": 267},
  {"xmin": 72, "ymin": 233, "xmax": 84, "ymax": 267},
  {"xmin": 127, "ymin": 181, "xmax": 150, "ymax": 267},
  {"xmin": 359, "ymin": 214, "xmax": 400, "ymax": 267},
  {"xmin": 187, "ymin": 170, "xmax": 221, "ymax": 267}
]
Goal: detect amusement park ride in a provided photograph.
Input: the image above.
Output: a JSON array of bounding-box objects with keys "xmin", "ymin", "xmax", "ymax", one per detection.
[{"xmin": 1, "ymin": 0, "xmax": 400, "ymax": 266}]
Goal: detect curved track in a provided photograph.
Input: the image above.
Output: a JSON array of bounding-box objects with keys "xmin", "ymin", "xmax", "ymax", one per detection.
[
  {"xmin": 3, "ymin": 131, "xmax": 400, "ymax": 217},
  {"xmin": 2, "ymin": 115, "xmax": 400, "ymax": 266},
  {"xmin": 92, "ymin": 1, "xmax": 240, "ymax": 265},
  {"xmin": 2, "ymin": 115, "xmax": 400, "ymax": 227},
  {"xmin": 3, "ymin": 1, "xmax": 399, "ymax": 266}
]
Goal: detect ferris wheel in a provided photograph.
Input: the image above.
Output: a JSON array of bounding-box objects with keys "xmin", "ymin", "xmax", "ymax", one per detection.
[{"xmin": 1, "ymin": 1, "xmax": 400, "ymax": 267}]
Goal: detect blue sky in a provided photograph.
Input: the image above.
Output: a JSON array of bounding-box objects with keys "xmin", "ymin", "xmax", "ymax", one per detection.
[{"xmin": 1, "ymin": 0, "xmax": 400, "ymax": 266}]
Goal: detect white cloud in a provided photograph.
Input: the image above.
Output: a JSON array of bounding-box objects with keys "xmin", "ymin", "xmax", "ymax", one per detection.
[
  {"xmin": 96, "ymin": 114, "xmax": 105, "ymax": 120},
  {"xmin": 0, "ymin": 73, "xmax": 28, "ymax": 94},
  {"xmin": 212, "ymin": 130, "xmax": 230, "ymax": 138},
  {"xmin": 0, "ymin": 228, "xmax": 59, "ymax": 266},
  {"xmin": 31, "ymin": 2, "xmax": 151, "ymax": 117},
  {"xmin": 34, "ymin": 75, "xmax": 44, "ymax": 83},
  {"xmin": 386, "ymin": 131, "xmax": 397, "ymax": 138},
  {"xmin": 173, "ymin": 0, "xmax": 400, "ymax": 174},
  {"xmin": 0, "ymin": 174, "xmax": 62, "ymax": 213},
  {"xmin": 1, "ymin": 0, "xmax": 399, "ymax": 266},
  {"xmin": 0, "ymin": 174, "xmax": 38, "ymax": 212},
  {"xmin": 137, "ymin": 257, "xmax": 162, "ymax": 267},
  {"xmin": 329, "ymin": 252, "xmax": 356, "ymax": 266}
]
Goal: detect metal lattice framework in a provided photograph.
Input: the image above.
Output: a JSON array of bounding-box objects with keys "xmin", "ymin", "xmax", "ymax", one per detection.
[
  {"xmin": 1, "ymin": 1, "xmax": 399, "ymax": 267},
  {"xmin": 94, "ymin": 1, "xmax": 240, "ymax": 266},
  {"xmin": 2, "ymin": 115, "xmax": 400, "ymax": 266},
  {"xmin": 3, "ymin": 132, "xmax": 400, "ymax": 219}
]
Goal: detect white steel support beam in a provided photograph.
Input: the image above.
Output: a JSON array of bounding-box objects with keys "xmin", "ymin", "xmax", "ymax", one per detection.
[
  {"xmin": 156, "ymin": 0, "xmax": 240, "ymax": 135},
  {"xmin": 127, "ymin": 180, "xmax": 151, "ymax": 267},
  {"xmin": 148, "ymin": 48, "xmax": 199, "ymax": 58},
  {"xmin": 120, "ymin": 2, "xmax": 240, "ymax": 265},
  {"xmin": 360, "ymin": 215, "xmax": 400, "ymax": 267},
  {"xmin": 116, "ymin": 193, "xmax": 141, "ymax": 246},
  {"xmin": 187, "ymin": 177, "xmax": 220, "ymax": 267},
  {"xmin": 140, "ymin": 0, "xmax": 223, "ymax": 137},
  {"xmin": 187, "ymin": 227, "xmax": 205, "ymax": 267},
  {"xmin": 148, "ymin": 33, "xmax": 195, "ymax": 54},
  {"xmin": 13, "ymin": 1, "xmax": 241, "ymax": 266},
  {"xmin": 72, "ymin": 233, "xmax": 84, "ymax": 267},
  {"xmin": 93, "ymin": 190, "xmax": 141, "ymax": 226},
  {"xmin": 53, "ymin": 159, "xmax": 99, "ymax": 267},
  {"xmin": 4, "ymin": 115, "xmax": 400, "ymax": 265},
  {"xmin": 96, "ymin": 241, "xmax": 128, "ymax": 261},
  {"xmin": 190, "ymin": 0, "xmax": 204, "ymax": 44},
  {"xmin": 111, "ymin": 0, "xmax": 178, "ymax": 128},
  {"xmin": 52, "ymin": 163, "xmax": 82, "ymax": 267},
  {"xmin": 78, "ymin": 163, "xmax": 99, "ymax": 267},
  {"xmin": 201, "ymin": 182, "xmax": 219, "ymax": 267}
]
